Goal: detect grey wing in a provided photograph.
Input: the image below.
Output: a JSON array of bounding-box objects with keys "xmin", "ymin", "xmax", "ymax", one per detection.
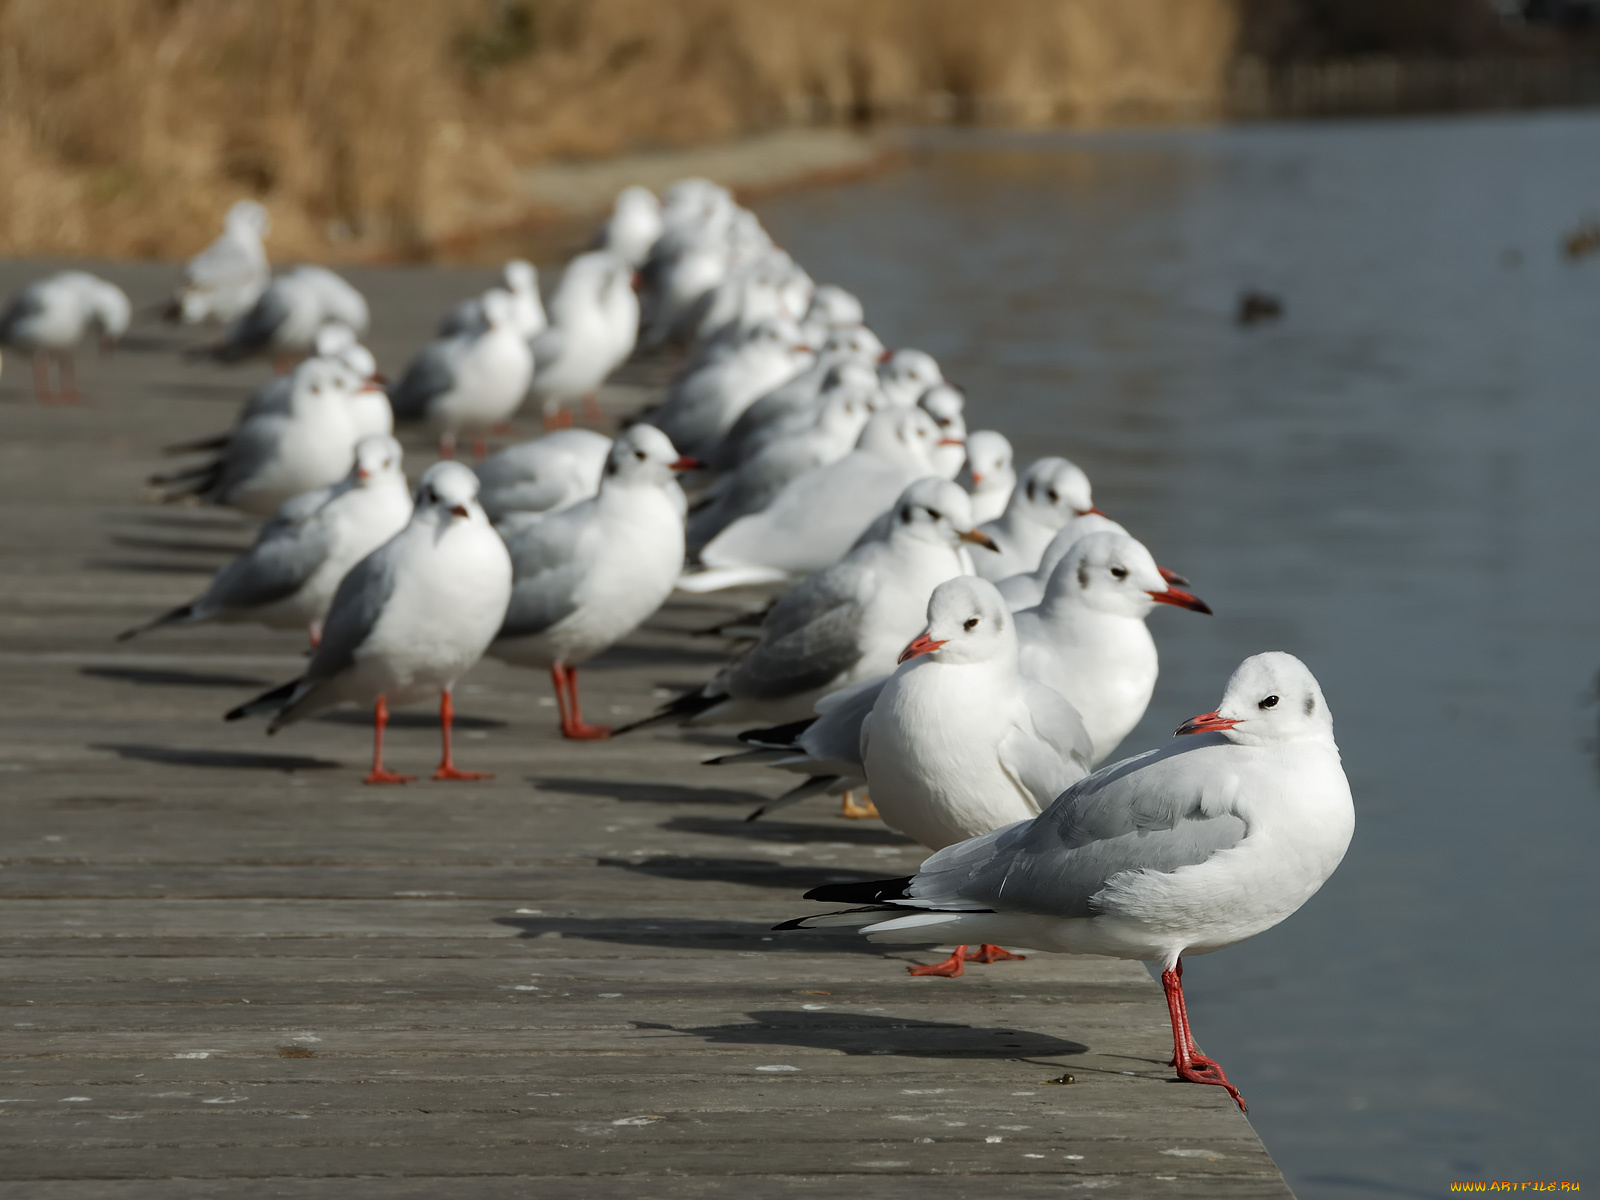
[
  {"xmin": 997, "ymin": 680, "xmax": 1095, "ymax": 805},
  {"xmin": 302, "ymin": 542, "xmax": 400, "ymax": 682},
  {"xmin": 529, "ymin": 326, "xmax": 566, "ymax": 376},
  {"xmin": 438, "ymin": 297, "xmax": 487, "ymax": 338},
  {"xmin": 205, "ymin": 415, "xmax": 284, "ymax": 503},
  {"xmin": 223, "ymin": 285, "xmax": 290, "ymax": 354},
  {"xmin": 187, "ymin": 234, "xmax": 260, "ymax": 292},
  {"xmin": 797, "ymin": 674, "xmax": 886, "ymax": 769},
  {"xmin": 200, "ymin": 491, "xmax": 337, "ymax": 611},
  {"xmin": 904, "ymin": 737, "xmax": 1249, "ymax": 919},
  {"xmin": 388, "ymin": 340, "xmax": 458, "ymax": 420},
  {"xmin": 0, "ymin": 289, "xmax": 42, "ymax": 341},
  {"xmin": 725, "ymin": 562, "xmax": 871, "ymax": 700},
  {"xmin": 496, "ymin": 505, "xmax": 593, "ymax": 639}
]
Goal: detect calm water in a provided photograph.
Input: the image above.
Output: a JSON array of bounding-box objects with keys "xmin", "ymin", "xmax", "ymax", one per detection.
[{"xmin": 756, "ymin": 112, "xmax": 1600, "ymax": 1198}]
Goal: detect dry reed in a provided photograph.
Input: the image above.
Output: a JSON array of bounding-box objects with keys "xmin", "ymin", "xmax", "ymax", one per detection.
[{"xmin": 0, "ymin": 0, "xmax": 1239, "ymax": 262}]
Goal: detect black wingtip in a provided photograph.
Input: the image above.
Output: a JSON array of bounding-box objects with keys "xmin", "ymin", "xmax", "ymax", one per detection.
[
  {"xmin": 612, "ymin": 687, "xmax": 719, "ymax": 736},
  {"xmin": 224, "ymin": 678, "xmax": 298, "ymax": 723},
  {"xmin": 802, "ymin": 876, "xmax": 915, "ymax": 904},
  {"xmin": 737, "ymin": 718, "xmax": 814, "ymax": 749}
]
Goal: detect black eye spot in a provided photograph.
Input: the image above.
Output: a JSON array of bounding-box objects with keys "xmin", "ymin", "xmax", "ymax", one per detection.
[
  {"xmin": 1047, "ymin": 490, "xmax": 1060, "ymax": 503},
  {"xmin": 1304, "ymin": 694, "xmax": 1316, "ymax": 716},
  {"xmin": 963, "ymin": 617, "xmax": 979, "ymax": 631},
  {"xmin": 926, "ymin": 510, "xmax": 941, "ymax": 522},
  {"xmin": 1110, "ymin": 566, "xmax": 1128, "ymax": 580},
  {"xmin": 1259, "ymin": 695, "xmax": 1279, "ymax": 710},
  {"xmin": 634, "ymin": 450, "xmax": 647, "ymax": 461},
  {"xmin": 900, "ymin": 506, "xmax": 913, "ymax": 525}
]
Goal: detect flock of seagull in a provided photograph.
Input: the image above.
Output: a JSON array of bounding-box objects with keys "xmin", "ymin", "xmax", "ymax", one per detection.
[{"xmin": 0, "ymin": 179, "xmax": 1355, "ymax": 1111}]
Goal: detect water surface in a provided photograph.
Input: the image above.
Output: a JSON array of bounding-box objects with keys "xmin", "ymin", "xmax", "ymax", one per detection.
[{"xmin": 756, "ymin": 111, "xmax": 1600, "ymax": 1198}]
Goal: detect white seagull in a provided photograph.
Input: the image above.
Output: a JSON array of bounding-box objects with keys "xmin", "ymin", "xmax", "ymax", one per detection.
[
  {"xmin": 530, "ymin": 250, "xmax": 640, "ymax": 428},
  {"xmin": 688, "ymin": 406, "xmax": 943, "ymax": 589},
  {"xmin": 226, "ymin": 462, "xmax": 513, "ymax": 784},
  {"xmin": 781, "ymin": 651, "xmax": 1356, "ymax": 1112},
  {"xmin": 0, "ymin": 271, "xmax": 130, "ymax": 402},
  {"xmin": 974, "ymin": 456, "xmax": 1100, "ymax": 581},
  {"xmin": 439, "ymin": 260, "xmax": 547, "ymax": 341},
  {"xmin": 167, "ymin": 200, "xmax": 271, "ymax": 325},
  {"xmin": 598, "ymin": 186, "xmax": 664, "ymax": 267},
  {"xmin": 120, "ymin": 435, "xmax": 412, "ymax": 646},
  {"xmin": 199, "ymin": 265, "xmax": 369, "ymax": 368},
  {"xmin": 957, "ymin": 430, "xmax": 1015, "ymax": 525},
  {"xmin": 474, "ymin": 428, "xmax": 613, "ymax": 524},
  {"xmin": 389, "ymin": 290, "xmax": 535, "ymax": 459},
  {"xmin": 918, "ymin": 384, "xmax": 967, "ymax": 479},
  {"xmin": 1015, "ymin": 531, "xmax": 1211, "ymax": 764},
  {"xmin": 623, "ymin": 479, "xmax": 995, "ymax": 730},
  {"xmin": 153, "ymin": 358, "xmax": 366, "ymax": 516},
  {"xmin": 994, "ymin": 511, "xmax": 1130, "ymax": 611},
  {"xmin": 489, "ymin": 426, "xmax": 693, "ymax": 738}
]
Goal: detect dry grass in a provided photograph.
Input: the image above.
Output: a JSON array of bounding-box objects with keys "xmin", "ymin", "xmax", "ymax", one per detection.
[{"xmin": 0, "ymin": 0, "xmax": 1239, "ymax": 262}]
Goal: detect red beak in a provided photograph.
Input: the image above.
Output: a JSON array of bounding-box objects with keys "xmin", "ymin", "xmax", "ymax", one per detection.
[
  {"xmin": 670, "ymin": 456, "xmax": 704, "ymax": 471},
  {"xmin": 897, "ymin": 633, "xmax": 947, "ymax": 664},
  {"xmin": 367, "ymin": 372, "xmax": 388, "ymax": 387},
  {"xmin": 1158, "ymin": 566, "xmax": 1191, "ymax": 587},
  {"xmin": 937, "ymin": 437, "xmax": 964, "ymax": 446},
  {"xmin": 1175, "ymin": 710, "xmax": 1238, "ymax": 736},
  {"xmin": 355, "ymin": 468, "xmax": 371, "ymax": 481},
  {"xmin": 1082, "ymin": 506, "xmax": 1106, "ymax": 517},
  {"xmin": 970, "ymin": 472, "xmax": 985, "ymax": 485},
  {"xmin": 1148, "ymin": 586, "xmax": 1213, "ymax": 615},
  {"xmin": 878, "ymin": 349, "xmax": 894, "ymax": 363},
  {"xmin": 630, "ymin": 270, "xmax": 643, "ymax": 292},
  {"xmin": 449, "ymin": 504, "xmax": 471, "ymax": 518}
]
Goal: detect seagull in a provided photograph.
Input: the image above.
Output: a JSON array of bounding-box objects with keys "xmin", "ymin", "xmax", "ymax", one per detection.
[
  {"xmin": 973, "ymin": 456, "xmax": 1100, "ymax": 581},
  {"xmin": 688, "ymin": 407, "xmax": 943, "ymax": 589},
  {"xmin": 530, "ymin": 250, "xmax": 640, "ymax": 427},
  {"xmin": 489, "ymin": 426, "xmax": 693, "ymax": 738},
  {"xmin": 645, "ymin": 317, "xmax": 814, "ymax": 461},
  {"xmin": 918, "ymin": 384, "xmax": 967, "ymax": 479},
  {"xmin": 197, "ymin": 265, "xmax": 369, "ymax": 369},
  {"xmin": 474, "ymin": 428, "xmax": 612, "ymax": 524},
  {"xmin": 713, "ymin": 330, "xmax": 887, "ymax": 471},
  {"xmin": 993, "ymin": 511, "xmax": 1130, "ymax": 611},
  {"xmin": 780, "ymin": 651, "xmax": 1356, "ymax": 1111},
  {"xmin": 226, "ymin": 462, "xmax": 513, "ymax": 784},
  {"xmin": 958, "ymin": 430, "xmax": 1016, "ymax": 525},
  {"xmin": 120, "ymin": 435, "xmax": 412, "ymax": 646},
  {"xmin": 799, "ymin": 285, "xmax": 865, "ymax": 346},
  {"xmin": 153, "ymin": 358, "xmax": 365, "ymax": 516},
  {"xmin": 389, "ymin": 290, "xmax": 534, "ymax": 459},
  {"xmin": 877, "ymin": 349, "xmax": 943, "ymax": 408},
  {"xmin": 686, "ymin": 382, "xmax": 875, "ymax": 554},
  {"xmin": 438, "ymin": 260, "xmax": 547, "ymax": 340},
  {"xmin": 598, "ymin": 186, "xmax": 664, "ymax": 267},
  {"xmin": 1014, "ymin": 531, "xmax": 1211, "ymax": 764},
  {"xmin": 167, "ymin": 200, "xmax": 271, "ymax": 325},
  {"xmin": 623, "ymin": 479, "xmax": 996, "ymax": 730},
  {"xmin": 0, "ymin": 271, "xmax": 130, "ymax": 402}
]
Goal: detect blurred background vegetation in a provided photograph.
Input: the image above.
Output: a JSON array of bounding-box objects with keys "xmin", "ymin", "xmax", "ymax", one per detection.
[{"xmin": 1, "ymin": 0, "xmax": 1594, "ymax": 261}]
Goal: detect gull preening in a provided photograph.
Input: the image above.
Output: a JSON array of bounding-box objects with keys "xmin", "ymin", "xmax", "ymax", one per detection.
[
  {"xmin": 782, "ymin": 652, "xmax": 1356, "ymax": 1110},
  {"xmin": 197, "ymin": 265, "xmax": 369, "ymax": 368},
  {"xmin": 167, "ymin": 200, "xmax": 272, "ymax": 325},
  {"xmin": 0, "ymin": 270, "xmax": 130, "ymax": 402}
]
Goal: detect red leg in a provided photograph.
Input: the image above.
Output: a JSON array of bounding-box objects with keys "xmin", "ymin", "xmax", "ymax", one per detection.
[
  {"xmin": 437, "ymin": 434, "xmax": 456, "ymax": 460},
  {"xmin": 308, "ymin": 621, "xmax": 322, "ymax": 649},
  {"xmin": 32, "ymin": 352, "xmax": 54, "ymax": 403},
  {"xmin": 543, "ymin": 406, "xmax": 573, "ymax": 431},
  {"xmin": 908, "ymin": 945, "xmax": 969, "ymax": 978},
  {"xmin": 553, "ymin": 662, "xmax": 611, "ymax": 739},
  {"xmin": 968, "ymin": 944, "xmax": 1026, "ymax": 964},
  {"xmin": 471, "ymin": 435, "xmax": 488, "ymax": 461},
  {"xmin": 57, "ymin": 353, "xmax": 81, "ymax": 403},
  {"xmin": 1161, "ymin": 959, "xmax": 1246, "ymax": 1111},
  {"xmin": 433, "ymin": 689, "xmax": 492, "ymax": 781},
  {"xmin": 580, "ymin": 392, "xmax": 605, "ymax": 423},
  {"xmin": 363, "ymin": 696, "xmax": 415, "ymax": 785}
]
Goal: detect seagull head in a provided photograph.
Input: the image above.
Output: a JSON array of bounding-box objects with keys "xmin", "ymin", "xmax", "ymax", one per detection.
[
  {"xmin": 805, "ymin": 285, "xmax": 864, "ymax": 330},
  {"xmin": 816, "ymin": 387, "xmax": 875, "ymax": 441},
  {"xmin": 821, "ymin": 325, "xmax": 885, "ymax": 366},
  {"xmin": 503, "ymin": 259, "xmax": 537, "ymax": 295},
  {"xmin": 887, "ymin": 478, "xmax": 996, "ymax": 555},
  {"xmin": 1043, "ymin": 531, "xmax": 1210, "ymax": 620},
  {"xmin": 605, "ymin": 425, "xmax": 696, "ymax": 486},
  {"xmin": 960, "ymin": 430, "xmax": 1014, "ymax": 490},
  {"xmin": 918, "ymin": 383, "xmax": 967, "ymax": 446},
  {"xmin": 899, "ymin": 575, "xmax": 1015, "ymax": 666},
  {"xmin": 349, "ymin": 435, "xmax": 404, "ymax": 487},
  {"xmin": 857, "ymin": 407, "xmax": 941, "ymax": 472},
  {"xmin": 877, "ymin": 349, "xmax": 943, "ymax": 407},
  {"xmin": 1176, "ymin": 652, "xmax": 1333, "ymax": 746},
  {"xmin": 416, "ymin": 461, "xmax": 484, "ymax": 523},
  {"xmin": 1010, "ymin": 456, "xmax": 1100, "ymax": 529}
]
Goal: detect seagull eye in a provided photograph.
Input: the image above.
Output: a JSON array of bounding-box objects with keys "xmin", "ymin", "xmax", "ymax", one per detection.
[
  {"xmin": 634, "ymin": 450, "xmax": 647, "ymax": 461},
  {"xmin": 1047, "ymin": 490, "xmax": 1060, "ymax": 503},
  {"xmin": 963, "ymin": 617, "xmax": 979, "ymax": 631},
  {"xmin": 1110, "ymin": 566, "xmax": 1128, "ymax": 580},
  {"xmin": 926, "ymin": 510, "xmax": 941, "ymax": 522},
  {"xmin": 1259, "ymin": 695, "xmax": 1279, "ymax": 710}
]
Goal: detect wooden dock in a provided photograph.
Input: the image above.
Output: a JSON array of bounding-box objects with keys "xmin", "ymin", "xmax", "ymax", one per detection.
[{"xmin": 0, "ymin": 261, "xmax": 1294, "ymax": 1197}]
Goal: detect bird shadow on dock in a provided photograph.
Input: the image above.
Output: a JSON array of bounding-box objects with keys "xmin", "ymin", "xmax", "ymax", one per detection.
[
  {"xmin": 631, "ymin": 1009, "xmax": 1088, "ymax": 1059},
  {"xmin": 93, "ymin": 742, "xmax": 340, "ymax": 771},
  {"xmin": 533, "ymin": 776, "xmax": 767, "ymax": 807},
  {"xmin": 597, "ymin": 854, "xmax": 883, "ymax": 891},
  {"xmin": 584, "ymin": 644, "xmax": 731, "ymax": 670},
  {"xmin": 316, "ymin": 709, "xmax": 505, "ymax": 731},
  {"xmin": 85, "ymin": 558, "xmax": 212, "ymax": 575},
  {"xmin": 660, "ymin": 814, "xmax": 916, "ymax": 846},
  {"xmin": 495, "ymin": 913, "xmax": 899, "ymax": 957},
  {"xmin": 105, "ymin": 534, "xmax": 250, "ymax": 557},
  {"xmin": 81, "ymin": 666, "xmax": 269, "ymax": 689}
]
